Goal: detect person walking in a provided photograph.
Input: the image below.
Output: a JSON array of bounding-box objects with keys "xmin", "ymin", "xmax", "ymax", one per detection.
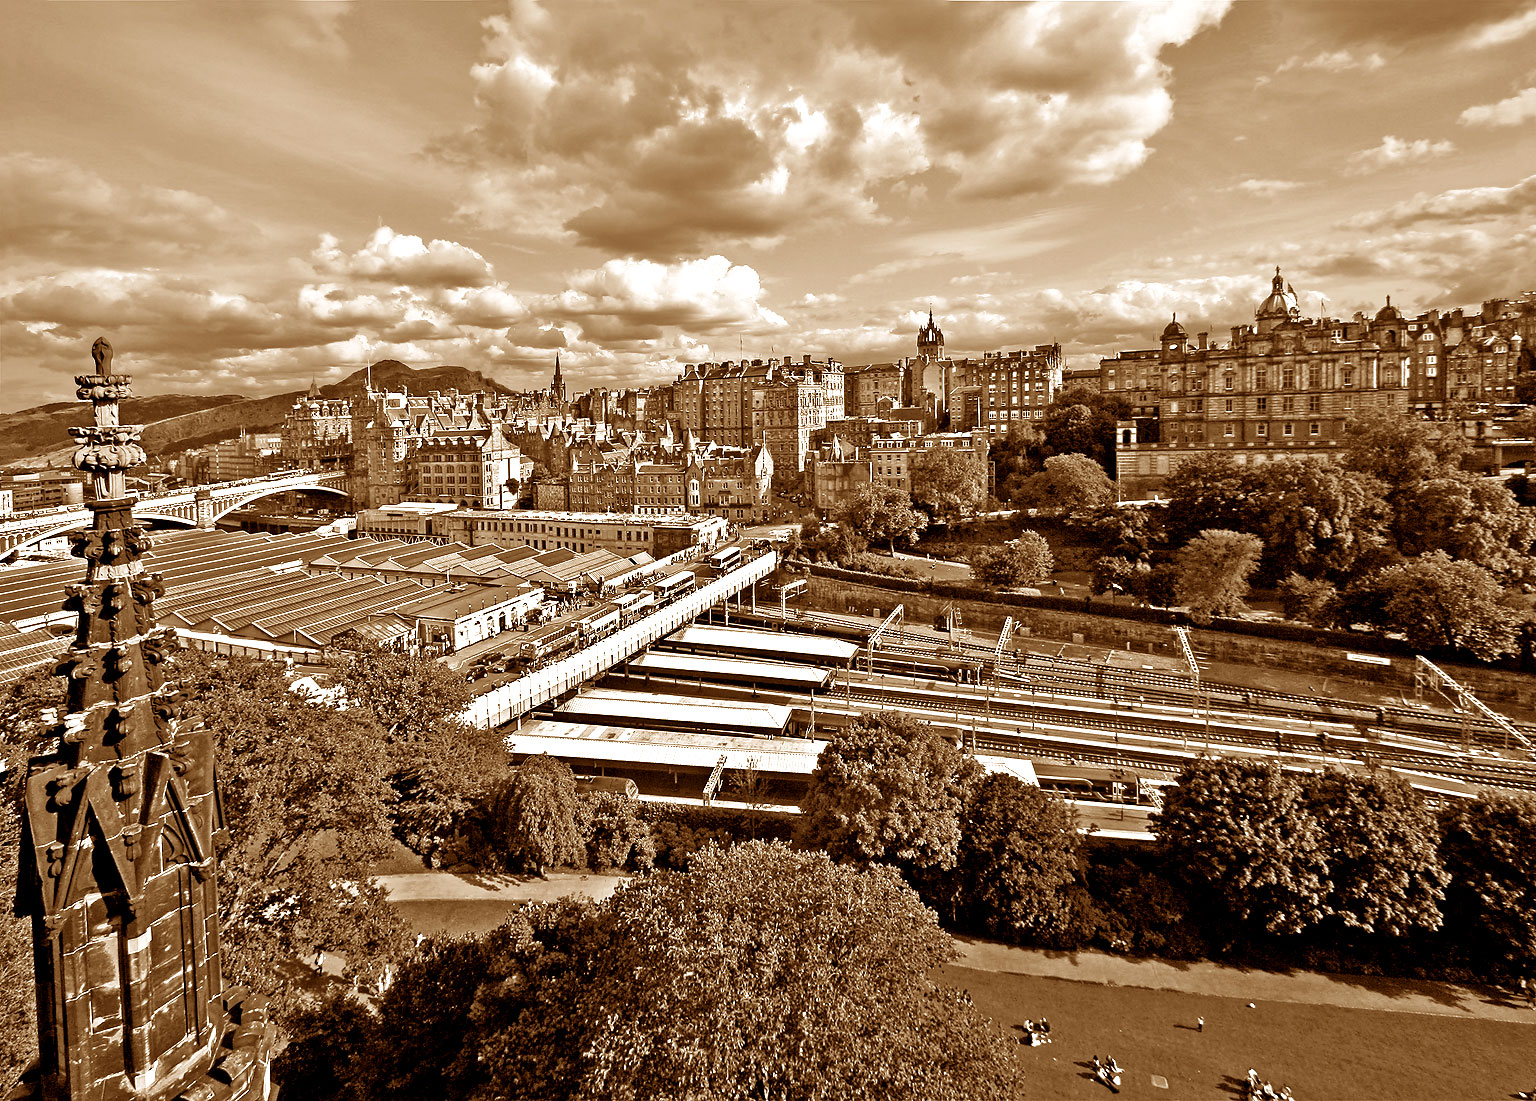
[{"xmin": 1197, "ymin": 1015, "xmax": 1204, "ymax": 1033}]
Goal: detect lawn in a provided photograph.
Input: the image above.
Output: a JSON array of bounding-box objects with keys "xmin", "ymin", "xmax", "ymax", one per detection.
[{"xmin": 938, "ymin": 964, "xmax": 1534, "ymax": 1100}]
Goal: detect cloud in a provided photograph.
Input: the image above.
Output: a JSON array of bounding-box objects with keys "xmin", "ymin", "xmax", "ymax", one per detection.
[
  {"xmin": 1459, "ymin": 3, "xmax": 1536, "ymax": 49},
  {"xmin": 1345, "ymin": 173, "xmax": 1536, "ymax": 231},
  {"xmin": 1458, "ymin": 87, "xmax": 1536, "ymax": 127},
  {"xmin": 1276, "ymin": 49, "xmax": 1385, "ymax": 73},
  {"xmin": 542, "ymin": 255, "xmax": 786, "ymax": 334},
  {"xmin": 1230, "ymin": 178, "xmax": 1305, "ymax": 197},
  {"xmin": 309, "ymin": 227, "xmax": 497, "ymax": 288},
  {"xmin": 440, "ymin": 0, "xmax": 1230, "ymax": 258},
  {"xmin": 0, "ymin": 153, "xmax": 251, "ymax": 260},
  {"xmin": 1344, "ymin": 135, "xmax": 1456, "ymax": 175}
]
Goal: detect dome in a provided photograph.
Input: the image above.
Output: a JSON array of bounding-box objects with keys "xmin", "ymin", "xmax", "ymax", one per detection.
[
  {"xmin": 1161, "ymin": 314, "xmax": 1187, "ymax": 340},
  {"xmin": 1256, "ymin": 265, "xmax": 1299, "ymax": 320},
  {"xmin": 1374, "ymin": 296, "xmax": 1402, "ymax": 323}
]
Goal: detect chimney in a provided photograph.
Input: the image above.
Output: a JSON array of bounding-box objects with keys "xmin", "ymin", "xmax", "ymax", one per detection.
[{"xmin": 1197, "ymin": 332, "xmax": 1208, "ymax": 350}]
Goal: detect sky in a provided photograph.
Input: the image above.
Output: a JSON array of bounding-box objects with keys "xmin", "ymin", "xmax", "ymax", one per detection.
[{"xmin": 3, "ymin": 0, "xmax": 1535, "ymax": 413}]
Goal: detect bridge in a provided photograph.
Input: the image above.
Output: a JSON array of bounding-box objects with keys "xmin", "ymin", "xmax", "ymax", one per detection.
[
  {"xmin": 0, "ymin": 469, "xmax": 350, "ymax": 556},
  {"xmin": 463, "ymin": 550, "xmax": 778, "ymax": 729}
]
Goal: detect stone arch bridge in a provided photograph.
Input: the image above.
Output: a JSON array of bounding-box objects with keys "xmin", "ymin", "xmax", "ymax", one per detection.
[{"xmin": 0, "ymin": 469, "xmax": 350, "ymax": 556}]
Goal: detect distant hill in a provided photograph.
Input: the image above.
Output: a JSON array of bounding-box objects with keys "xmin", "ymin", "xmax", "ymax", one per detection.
[{"xmin": 1, "ymin": 361, "xmax": 521, "ymax": 468}]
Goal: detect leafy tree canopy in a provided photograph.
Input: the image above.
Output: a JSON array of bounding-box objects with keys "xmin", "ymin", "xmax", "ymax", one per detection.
[
  {"xmin": 1036, "ymin": 384, "xmax": 1131, "ymax": 473},
  {"xmin": 955, "ymin": 774, "xmax": 1080, "ymax": 942},
  {"xmin": 277, "ymin": 843, "xmax": 1024, "ymax": 1101},
  {"xmin": 492, "ymin": 754, "xmax": 584, "ymax": 875},
  {"xmin": 1341, "ymin": 408, "xmax": 1469, "ymax": 490},
  {"xmin": 1010, "ymin": 452, "xmax": 1114, "ymax": 517},
  {"xmin": 1298, "ymin": 770, "xmax": 1447, "ymax": 936},
  {"xmin": 1153, "ymin": 758, "xmax": 1329, "ymax": 936},
  {"xmin": 1391, "ymin": 471, "xmax": 1536, "ymax": 582},
  {"xmin": 839, "ymin": 483, "xmax": 927, "ymax": 550},
  {"xmin": 1439, "ymin": 792, "xmax": 1536, "ymax": 980},
  {"xmin": 1331, "ymin": 552, "xmax": 1527, "ymax": 660},
  {"xmin": 796, "ymin": 712, "xmax": 980, "ymax": 873},
  {"xmin": 909, "ymin": 447, "xmax": 987, "ymax": 526},
  {"xmin": 967, "ymin": 532, "xmax": 1055, "ymax": 589},
  {"xmin": 1173, "ymin": 529, "xmax": 1264, "ymax": 624}
]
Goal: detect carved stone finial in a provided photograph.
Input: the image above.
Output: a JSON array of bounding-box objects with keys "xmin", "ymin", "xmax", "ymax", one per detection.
[{"xmin": 92, "ymin": 336, "xmax": 113, "ymax": 373}]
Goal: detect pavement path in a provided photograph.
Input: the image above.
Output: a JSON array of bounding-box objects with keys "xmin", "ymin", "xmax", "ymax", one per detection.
[
  {"xmin": 378, "ymin": 869, "xmax": 626, "ymax": 905},
  {"xmin": 952, "ymin": 938, "xmax": 1536, "ymax": 1024}
]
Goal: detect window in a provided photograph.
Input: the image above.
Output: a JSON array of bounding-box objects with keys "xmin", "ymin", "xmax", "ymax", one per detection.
[
  {"xmin": 1194, "ymin": 399, "xmax": 1204, "ymax": 412},
  {"xmin": 1257, "ymin": 423, "xmax": 1268, "ymax": 437},
  {"xmin": 1309, "ymin": 422, "xmax": 1321, "ymax": 436},
  {"xmin": 1426, "ymin": 355, "xmax": 1438, "ymax": 365},
  {"xmin": 1307, "ymin": 365, "xmax": 1321, "ymax": 388},
  {"xmin": 1255, "ymin": 369, "xmax": 1267, "ymax": 389},
  {"xmin": 1282, "ymin": 366, "xmax": 1295, "ymax": 389},
  {"xmin": 1427, "ymin": 366, "xmax": 1439, "ymax": 378},
  {"xmin": 1282, "ymin": 396, "xmax": 1295, "ymax": 413},
  {"xmin": 1225, "ymin": 398, "xmax": 1234, "ymax": 413},
  {"xmin": 1343, "ymin": 369, "xmax": 1354, "ymax": 388},
  {"xmin": 1308, "ymin": 395, "xmax": 1321, "ymax": 413},
  {"xmin": 1224, "ymin": 375, "xmax": 1234, "ymax": 390},
  {"xmin": 1224, "ymin": 423, "xmax": 1235, "ymax": 437},
  {"xmin": 1283, "ymin": 422, "xmax": 1294, "ymax": 437},
  {"xmin": 1256, "ymin": 396, "xmax": 1268, "ymax": 412}
]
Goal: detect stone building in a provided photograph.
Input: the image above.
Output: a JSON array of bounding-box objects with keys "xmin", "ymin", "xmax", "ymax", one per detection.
[
  {"xmin": 15, "ymin": 339, "xmax": 272, "ymax": 1100},
  {"xmin": 672, "ymin": 354, "xmax": 842, "ymax": 472},
  {"xmin": 1104, "ymin": 269, "xmax": 1536, "ymax": 495}
]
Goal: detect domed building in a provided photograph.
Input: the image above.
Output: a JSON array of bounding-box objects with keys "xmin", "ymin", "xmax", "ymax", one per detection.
[{"xmin": 1255, "ymin": 266, "xmax": 1301, "ymax": 333}]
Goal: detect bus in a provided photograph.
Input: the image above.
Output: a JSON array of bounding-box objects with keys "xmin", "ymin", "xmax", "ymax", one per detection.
[
  {"xmin": 517, "ymin": 622, "xmax": 580, "ymax": 665},
  {"xmin": 578, "ymin": 602, "xmax": 622, "ymax": 640},
  {"xmin": 708, "ymin": 545, "xmax": 743, "ymax": 574},
  {"xmin": 653, "ymin": 571, "xmax": 696, "ymax": 603},
  {"xmin": 614, "ymin": 590, "xmax": 657, "ymax": 625}
]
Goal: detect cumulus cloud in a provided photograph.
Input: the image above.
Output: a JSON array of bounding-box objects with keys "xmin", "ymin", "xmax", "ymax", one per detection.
[
  {"xmin": 0, "ymin": 153, "xmax": 251, "ymax": 260},
  {"xmin": 1276, "ymin": 49, "xmax": 1385, "ymax": 73},
  {"xmin": 1230, "ymin": 178, "xmax": 1305, "ymax": 197},
  {"xmin": 1458, "ymin": 87, "xmax": 1536, "ymax": 127},
  {"xmin": 440, "ymin": 0, "xmax": 1230, "ymax": 257},
  {"xmin": 1344, "ymin": 135, "xmax": 1456, "ymax": 175},
  {"xmin": 309, "ymin": 227, "xmax": 497, "ymax": 288}
]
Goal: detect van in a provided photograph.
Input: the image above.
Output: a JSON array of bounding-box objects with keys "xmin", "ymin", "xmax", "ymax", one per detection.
[{"xmin": 574, "ymin": 776, "xmax": 640, "ymax": 799}]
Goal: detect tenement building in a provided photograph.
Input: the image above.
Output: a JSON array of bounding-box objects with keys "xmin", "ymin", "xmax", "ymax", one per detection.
[
  {"xmin": 672, "ymin": 355, "xmax": 842, "ymax": 472},
  {"xmin": 1104, "ymin": 268, "xmax": 1534, "ymax": 496}
]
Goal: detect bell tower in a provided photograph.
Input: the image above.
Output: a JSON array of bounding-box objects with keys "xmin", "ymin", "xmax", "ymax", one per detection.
[
  {"xmin": 917, "ymin": 309, "xmax": 944, "ymax": 361},
  {"xmin": 15, "ymin": 339, "xmax": 272, "ymax": 1101}
]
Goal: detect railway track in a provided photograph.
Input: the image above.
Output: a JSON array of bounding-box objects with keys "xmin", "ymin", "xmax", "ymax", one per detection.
[{"xmin": 838, "ymin": 680, "xmax": 1536, "ymax": 793}]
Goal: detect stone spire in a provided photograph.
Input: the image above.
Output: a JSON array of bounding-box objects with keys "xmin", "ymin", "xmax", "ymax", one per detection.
[
  {"xmin": 15, "ymin": 339, "xmax": 272, "ymax": 1100},
  {"xmin": 551, "ymin": 352, "xmax": 566, "ymax": 404}
]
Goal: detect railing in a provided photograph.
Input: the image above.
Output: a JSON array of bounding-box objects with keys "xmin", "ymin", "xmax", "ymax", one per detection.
[{"xmin": 461, "ymin": 550, "xmax": 777, "ymax": 729}]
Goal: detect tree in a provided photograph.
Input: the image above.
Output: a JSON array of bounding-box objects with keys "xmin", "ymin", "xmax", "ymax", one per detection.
[
  {"xmin": 839, "ymin": 484, "xmax": 927, "ymax": 551},
  {"xmin": 796, "ymin": 712, "xmax": 980, "ymax": 874},
  {"xmin": 1036, "ymin": 384, "xmax": 1131, "ymax": 473},
  {"xmin": 1341, "ymin": 408, "xmax": 1469, "ymax": 490},
  {"xmin": 0, "ymin": 668, "xmax": 63, "ymax": 1085},
  {"xmin": 473, "ymin": 844, "xmax": 1023, "ymax": 1101},
  {"xmin": 1439, "ymin": 792, "xmax": 1536, "ymax": 980},
  {"xmin": 1391, "ymin": 472, "xmax": 1536, "ymax": 581},
  {"xmin": 278, "ymin": 845, "xmax": 1024, "ymax": 1101},
  {"xmin": 1162, "ymin": 453, "xmax": 1251, "ymax": 547},
  {"xmin": 1153, "ymin": 759, "xmax": 1329, "ymax": 936},
  {"xmin": 1277, "ymin": 573, "xmax": 1337, "ymax": 625},
  {"xmin": 577, "ymin": 791, "xmax": 655, "ymax": 872},
  {"xmin": 1243, "ymin": 459, "xmax": 1391, "ymax": 583},
  {"xmin": 1332, "ymin": 552, "xmax": 1526, "ymax": 660},
  {"xmin": 175, "ymin": 652, "xmax": 407, "ymax": 1003},
  {"xmin": 331, "ymin": 646, "xmax": 502, "ymax": 859},
  {"xmin": 493, "ymin": 754, "xmax": 584, "ymax": 875},
  {"xmin": 1298, "ymin": 770, "xmax": 1447, "ymax": 936},
  {"xmin": 967, "ymin": 532, "xmax": 1055, "ymax": 589},
  {"xmin": 1009, "ymin": 452, "xmax": 1114, "ymax": 516},
  {"xmin": 909, "ymin": 447, "xmax": 987, "ymax": 526},
  {"xmin": 990, "ymin": 423, "xmax": 1043, "ymax": 498},
  {"xmin": 955, "ymin": 774, "xmax": 1079, "ymax": 942},
  {"xmin": 799, "ymin": 518, "xmax": 866, "ymax": 565},
  {"xmin": 1173, "ymin": 529, "xmax": 1264, "ymax": 624}
]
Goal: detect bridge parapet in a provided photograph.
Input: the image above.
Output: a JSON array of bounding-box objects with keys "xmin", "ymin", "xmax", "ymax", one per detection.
[{"xmin": 462, "ymin": 550, "xmax": 778, "ymax": 729}]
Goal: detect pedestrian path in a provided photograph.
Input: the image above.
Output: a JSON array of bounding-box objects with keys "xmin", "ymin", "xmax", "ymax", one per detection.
[{"xmin": 952, "ymin": 937, "xmax": 1536, "ymax": 1024}]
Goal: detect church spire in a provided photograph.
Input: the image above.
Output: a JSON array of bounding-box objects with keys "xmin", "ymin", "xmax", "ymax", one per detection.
[{"xmin": 552, "ymin": 352, "xmax": 565, "ymax": 403}]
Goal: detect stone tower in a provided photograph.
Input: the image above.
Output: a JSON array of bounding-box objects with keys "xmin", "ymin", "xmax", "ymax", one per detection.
[
  {"xmin": 14, "ymin": 339, "xmax": 272, "ymax": 1101},
  {"xmin": 917, "ymin": 309, "xmax": 944, "ymax": 361}
]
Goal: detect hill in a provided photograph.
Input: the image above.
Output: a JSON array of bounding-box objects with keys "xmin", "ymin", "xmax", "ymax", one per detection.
[{"xmin": 1, "ymin": 361, "xmax": 521, "ymax": 468}]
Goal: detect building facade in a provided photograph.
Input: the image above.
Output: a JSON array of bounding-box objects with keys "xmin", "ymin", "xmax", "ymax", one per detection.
[{"xmin": 1104, "ymin": 270, "xmax": 1536, "ymax": 495}]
